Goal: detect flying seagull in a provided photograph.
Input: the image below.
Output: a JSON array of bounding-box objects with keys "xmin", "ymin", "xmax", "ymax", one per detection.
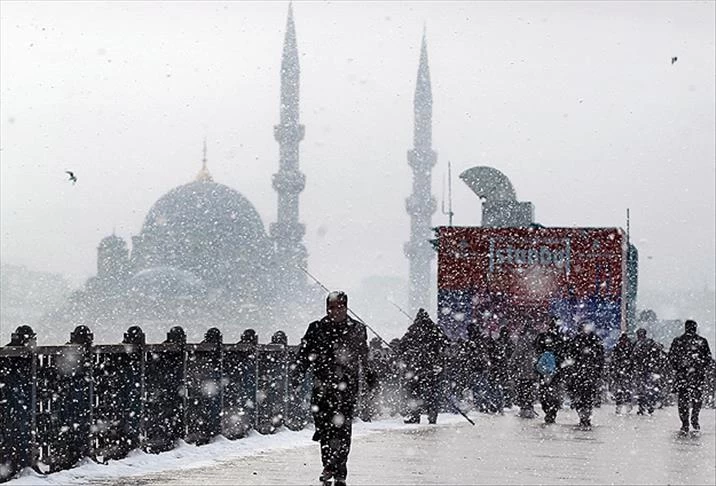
[
  {"xmin": 671, "ymin": 56, "xmax": 678, "ymax": 65},
  {"xmin": 65, "ymin": 170, "xmax": 77, "ymax": 185}
]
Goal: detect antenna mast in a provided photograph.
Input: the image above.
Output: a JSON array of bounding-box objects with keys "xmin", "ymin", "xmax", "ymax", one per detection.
[
  {"xmin": 448, "ymin": 161, "xmax": 454, "ymax": 226},
  {"xmin": 441, "ymin": 161, "xmax": 455, "ymax": 226}
]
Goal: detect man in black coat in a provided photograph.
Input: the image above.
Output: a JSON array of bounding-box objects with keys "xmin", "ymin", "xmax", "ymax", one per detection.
[
  {"xmin": 567, "ymin": 321, "xmax": 605, "ymax": 428},
  {"xmin": 668, "ymin": 320, "xmax": 713, "ymax": 433},
  {"xmin": 292, "ymin": 291, "xmax": 369, "ymax": 486}
]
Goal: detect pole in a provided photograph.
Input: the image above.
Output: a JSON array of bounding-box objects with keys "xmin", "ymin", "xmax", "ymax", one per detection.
[
  {"xmin": 448, "ymin": 160, "xmax": 454, "ymax": 226},
  {"xmin": 297, "ymin": 265, "xmax": 394, "ymax": 350},
  {"xmin": 387, "ymin": 299, "xmax": 413, "ymax": 321},
  {"xmin": 445, "ymin": 395, "xmax": 476, "ymax": 426},
  {"xmin": 441, "ymin": 161, "xmax": 455, "ymax": 226}
]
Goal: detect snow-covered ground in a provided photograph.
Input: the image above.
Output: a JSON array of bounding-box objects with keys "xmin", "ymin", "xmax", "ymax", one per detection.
[
  {"xmin": 7, "ymin": 415, "xmax": 455, "ymax": 485},
  {"xmin": 7, "ymin": 406, "xmax": 715, "ymax": 485}
]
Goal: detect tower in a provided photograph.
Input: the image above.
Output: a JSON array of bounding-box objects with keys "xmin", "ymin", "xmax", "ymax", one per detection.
[
  {"xmin": 271, "ymin": 3, "xmax": 308, "ymax": 293},
  {"xmin": 404, "ymin": 30, "xmax": 437, "ymax": 313},
  {"xmin": 97, "ymin": 232, "xmax": 129, "ymax": 285}
]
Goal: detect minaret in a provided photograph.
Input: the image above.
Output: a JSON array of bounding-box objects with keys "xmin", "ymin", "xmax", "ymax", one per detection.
[
  {"xmin": 404, "ymin": 29, "xmax": 437, "ymax": 314},
  {"xmin": 271, "ymin": 2, "xmax": 307, "ymax": 292}
]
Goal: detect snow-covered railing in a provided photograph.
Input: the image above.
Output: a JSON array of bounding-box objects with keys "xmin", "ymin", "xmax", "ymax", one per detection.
[{"xmin": 0, "ymin": 325, "xmax": 311, "ymax": 483}]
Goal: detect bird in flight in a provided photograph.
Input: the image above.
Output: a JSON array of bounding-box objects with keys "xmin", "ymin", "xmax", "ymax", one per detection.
[
  {"xmin": 65, "ymin": 171, "xmax": 77, "ymax": 185},
  {"xmin": 671, "ymin": 56, "xmax": 678, "ymax": 65}
]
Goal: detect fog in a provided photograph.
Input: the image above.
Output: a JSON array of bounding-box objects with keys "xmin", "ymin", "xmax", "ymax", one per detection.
[{"xmin": 1, "ymin": 1, "xmax": 714, "ymax": 341}]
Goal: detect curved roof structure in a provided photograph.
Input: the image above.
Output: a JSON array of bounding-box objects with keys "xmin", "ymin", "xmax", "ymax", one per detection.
[
  {"xmin": 459, "ymin": 166, "xmax": 517, "ymax": 201},
  {"xmin": 132, "ymin": 179, "xmax": 275, "ymax": 297}
]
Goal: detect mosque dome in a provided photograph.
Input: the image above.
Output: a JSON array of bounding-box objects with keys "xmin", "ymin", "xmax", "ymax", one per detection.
[{"xmin": 130, "ymin": 178, "xmax": 276, "ymax": 300}]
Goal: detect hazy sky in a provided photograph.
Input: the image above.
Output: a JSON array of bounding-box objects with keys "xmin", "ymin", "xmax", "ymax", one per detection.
[{"xmin": 1, "ymin": 1, "xmax": 714, "ymax": 302}]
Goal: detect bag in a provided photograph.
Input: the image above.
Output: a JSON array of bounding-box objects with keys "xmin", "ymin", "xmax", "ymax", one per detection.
[{"xmin": 536, "ymin": 351, "xmax": 557, "ymax": 377}]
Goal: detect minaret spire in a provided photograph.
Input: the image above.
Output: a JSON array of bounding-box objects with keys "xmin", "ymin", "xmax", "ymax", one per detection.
[
  {"xmin": 271, "ymin": 2, "xmax": 307, "ymax": 294},
  {"xmin": 405, "ymin": 28, "xmax": 437, "ymax": 314},
  {"xmin": 196, "ymin": 138, "xmax": 213, "ymax": 182}
]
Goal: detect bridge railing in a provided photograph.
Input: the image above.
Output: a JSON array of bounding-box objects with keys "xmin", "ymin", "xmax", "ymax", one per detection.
[{"xmin": 0, "ymin": 325, "xmax": 310, "ymax": 482}]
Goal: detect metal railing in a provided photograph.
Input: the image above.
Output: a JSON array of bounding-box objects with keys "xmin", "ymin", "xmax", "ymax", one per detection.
[{"xmin": 0, "ymin": 325, "xmax": 311, "ymax": 482}]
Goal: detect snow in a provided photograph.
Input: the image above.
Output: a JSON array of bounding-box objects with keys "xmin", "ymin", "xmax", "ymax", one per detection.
[
  {"xmin": 6, "ymin": 415, "xmax": 466, "ymax": 485},
  {"xmin": 7, "ymin": 408, "xmax": 714, "ymax": 485}
]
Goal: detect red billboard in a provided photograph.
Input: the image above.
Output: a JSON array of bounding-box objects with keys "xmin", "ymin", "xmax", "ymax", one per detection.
[{"xmin": 437, "ymin": 226, "xmax": 628, "ymax": 348}]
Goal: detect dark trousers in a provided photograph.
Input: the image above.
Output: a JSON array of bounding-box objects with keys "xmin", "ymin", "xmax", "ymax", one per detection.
[
  {"xmin": 611, "ymin": 376, "xmax": 632, "ymax": 406},
  {"xmin": 635, "ymin": 373, "xmax": 656, "ymax": 414},
  {"xmin": 573, "ymin": 385, "xmax": 598, "ymax": 423},
  {"xmin": 312, "ymin": 390, "xmax": 355, "ymax": 480},
  {"xmin": 515, "ymin": 378, "xmax": 536, "ymax": 410},
  {"xmin": 538, "ymin": 377, "xmax": 561, "ymax": 423},
  {"xmin": 677, "ymin": 384, "xmax": 703, "ymax": 429},
  {"xmin": 405, "ymin": 374, "xmax": 440, "ymax": 423}
]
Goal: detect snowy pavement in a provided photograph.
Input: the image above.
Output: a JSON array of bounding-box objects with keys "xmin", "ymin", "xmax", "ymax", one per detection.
[{"xmin": 9, "ymin": 406, "xmax": 715, "ymax": 485}]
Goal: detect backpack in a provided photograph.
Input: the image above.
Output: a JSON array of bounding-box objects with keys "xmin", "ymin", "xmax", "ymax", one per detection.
[{"xmin": 536, "ymin": 351, "xmax": 557, "ymax": 377}]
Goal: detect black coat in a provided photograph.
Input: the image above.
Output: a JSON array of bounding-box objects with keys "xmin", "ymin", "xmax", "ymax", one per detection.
[
  {"xmin": 294, "ymin": 315, "xmax": 369, "ymax": 401},
  {"xmin": 668, "ymin": 331, "xmax": 712, "ymax": 390},
  {"xmin": 631, "ymin": 337, "xmax": 661, "ymax": 377},
  {"xmin": 609, "ymin": 335, "xmax": 634, "ymax": 382},
  {"xmin": 568, "ymin": 332, "xmax": 605, "ymax": 391},
  {"xmin": 399, "ymin": 313, "xmax": 448, "ymax": 379}
]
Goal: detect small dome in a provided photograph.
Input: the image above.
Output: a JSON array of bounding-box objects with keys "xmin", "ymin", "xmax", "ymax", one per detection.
[{"xmin": 98, "ymin": 234, "xmax": 126, "ymax": 249}]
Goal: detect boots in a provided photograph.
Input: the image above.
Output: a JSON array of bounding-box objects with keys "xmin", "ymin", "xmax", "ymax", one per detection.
[{"xmin": 319, "ymin": 468, "xmax": 333, "ymax": 483}]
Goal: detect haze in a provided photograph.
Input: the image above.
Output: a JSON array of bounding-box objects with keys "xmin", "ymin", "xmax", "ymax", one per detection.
[{"xmin": 1, "ymin": 1, "xmax": 714, "ymax": 338}]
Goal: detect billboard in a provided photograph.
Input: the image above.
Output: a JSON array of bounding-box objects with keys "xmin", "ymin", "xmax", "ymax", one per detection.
[{"xmin": 437, "ymin": 226, "xmax": 628, "ymax": 349}]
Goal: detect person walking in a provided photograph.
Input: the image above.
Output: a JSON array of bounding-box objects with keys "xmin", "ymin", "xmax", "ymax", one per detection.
[
  {"xmin": 668, "ymin": 320, "xmax": 713, "ymax": 434},
  {"xmin": 291, "ymin": 291, "xmax": 368, "ymax": 486},
  {"xmin": 491, "ymin": 326, "xmax": 514, "ymax": 413},
  {"xmin": 534, "ymin": 317, "xmax": 567, "ymax": 424},
  {"xmin": 631, "ymin": 328, "xmax": 660, "ymax": 415},
  {"xmin": 512, "ymin": 323, "xmax": 539, "ymax": 418},
  {"xmin": 567, "ymin": 321, "xmax": 605, "ymax": 429},
  {"xmin": 609, "ymin": 333, "xmax": 634, "ymax": 414},
  {"xmin": 399, "ymin": 308, "xmax": 448, "ymax": 424}
]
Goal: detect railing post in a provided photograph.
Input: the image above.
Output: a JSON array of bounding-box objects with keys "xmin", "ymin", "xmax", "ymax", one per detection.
[
  {"xmin": 284, "ymin": 344, "xmax": 312, "ymax": 431},
  {"xmin": 186, "ymin": 328, "xmax": 223, "ymax": 445},
  {"xmin": 256, "ymin": 339, "xmax": 288, "ymax": 434},
  {"xmin": 121, "ymin": 326, "xmax": 146, "ymax": 455},
  {"xmin": 0, "ymin": 325, "xmax": 37, "ymax": 481},
  {"xmin": 143, "ymin": 326, "xmax": 186, "ymax": 453}
]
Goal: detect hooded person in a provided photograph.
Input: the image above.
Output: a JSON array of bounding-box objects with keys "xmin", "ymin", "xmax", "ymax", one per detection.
[
  {"xmin": 668, "ymin": 320, "xmax": 713, "ymax": 434},
  {"xmin": 399, "ymin": 308, "xmax": 448, "ymax": 424}
]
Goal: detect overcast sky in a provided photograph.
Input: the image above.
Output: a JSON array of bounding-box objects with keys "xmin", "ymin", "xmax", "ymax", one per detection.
[{"xmin": 1, "ymin": 1, "xmax": 714, "ymax": 304}]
